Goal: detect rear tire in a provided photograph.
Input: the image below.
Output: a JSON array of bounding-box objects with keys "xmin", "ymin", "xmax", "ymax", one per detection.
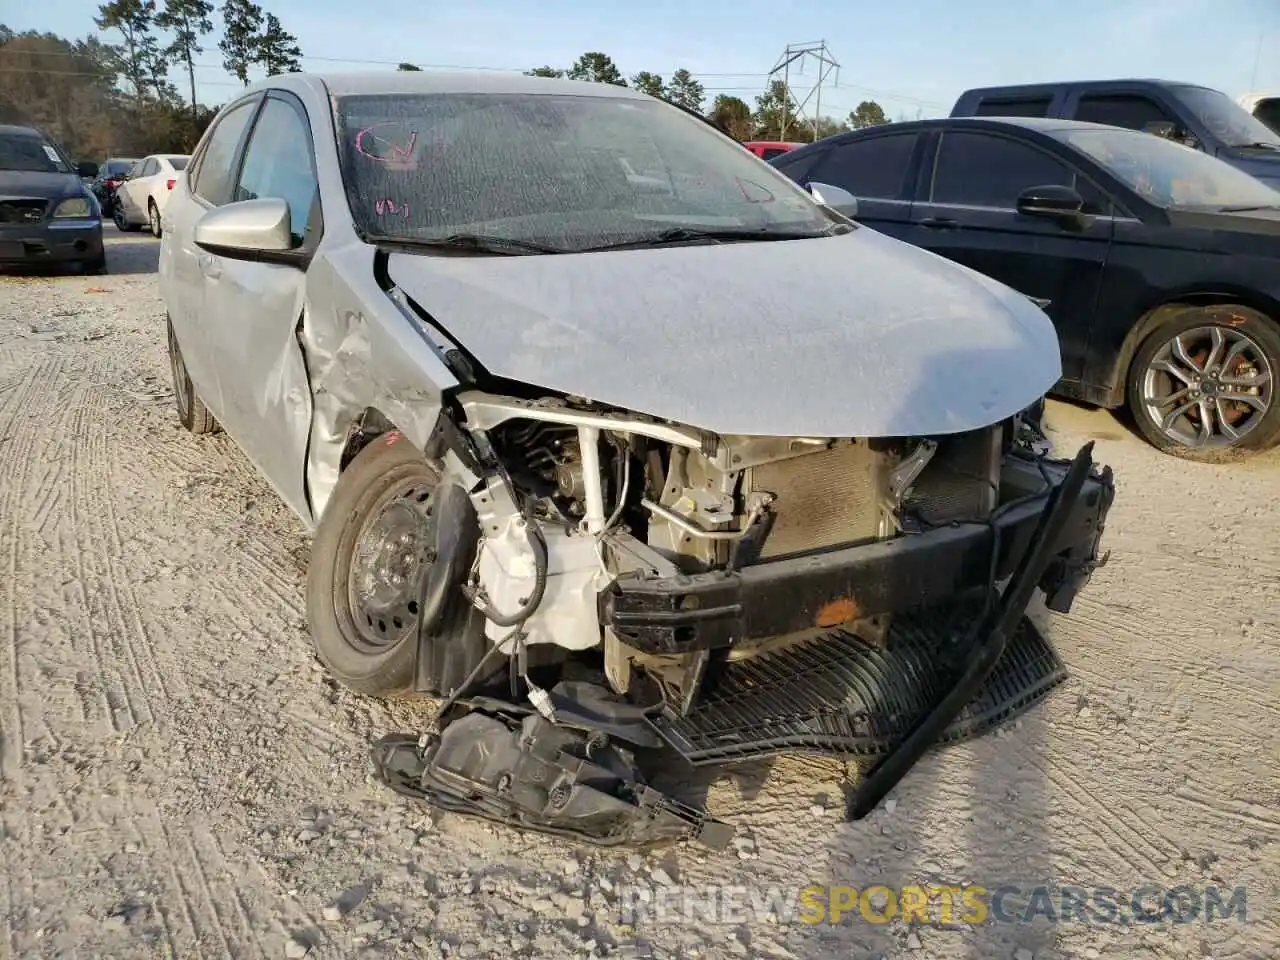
[
  {"xmin": 1126, "ymin": 304, "xmax": 1280, "ymax": 460},
  {"xmin": 148, "ymin": 200, "xmax": 162, "ymax": 238},
  {"xmin": 114, "ymin": 207, "xmax": 140, "ymax": 232},
  {"xmin": 167, "ymin": 316, "xmax": 218, "ymax": 434}
]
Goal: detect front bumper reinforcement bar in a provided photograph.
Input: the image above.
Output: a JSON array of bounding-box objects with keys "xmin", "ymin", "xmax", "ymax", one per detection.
[{"xmin": 847, "ymin": 440, "xmax": 1096, "ymax": 819}]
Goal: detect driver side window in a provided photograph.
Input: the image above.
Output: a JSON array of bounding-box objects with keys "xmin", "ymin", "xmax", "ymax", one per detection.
[{"xmin": 233, "ymin": 96, "xmax": 320, "ymax": 245}]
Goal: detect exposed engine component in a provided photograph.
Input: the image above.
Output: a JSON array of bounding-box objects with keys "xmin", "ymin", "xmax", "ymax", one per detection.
[{"xmin": 745, "ymin": 440, "xmax": 894, "ymax": 559}]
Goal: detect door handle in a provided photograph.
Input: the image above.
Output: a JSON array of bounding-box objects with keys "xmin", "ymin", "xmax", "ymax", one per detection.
[
  {"xmin": 918, "ymin": 217, "xmax": 958, "ymax": 230},
  {"xmin": 197, "ymin": 252, "xmax": 222, "ymax": 279}
]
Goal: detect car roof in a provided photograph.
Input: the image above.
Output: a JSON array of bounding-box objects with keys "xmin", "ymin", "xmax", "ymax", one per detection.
[
  {"xmin": 250, "ymin": 69, "xmax": 653, "ymax": 102},
  {"xmin": 0, "ymin": 124, "xmax": 45, "ymax": 137},
  {"xmin": 830, "ymin": 116, "xmax": 1146, "ymax": 137},
  {"xmin": 962, "ymin": 78, "xmax": 1216, "ymax": 96}
]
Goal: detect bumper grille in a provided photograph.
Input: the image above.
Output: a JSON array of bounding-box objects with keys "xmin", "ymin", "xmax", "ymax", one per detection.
[
  {"xmin": 748, "ymin": 442, "xmax": 884, "ymax": 559},
  {"xmin": 0, "ymin": 199, "xmax": 48, "ymax": 225}
]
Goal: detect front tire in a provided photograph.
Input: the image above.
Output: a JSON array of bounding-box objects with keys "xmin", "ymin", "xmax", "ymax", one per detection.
[
  {"xmin": 167, "ymin": 316, "xmax": 218, "ymax": 434},
  {"xmin": 307, "ymin": 435, "xmax": 442, "ymax": 696},
  {"xmin": 1126, "ymin": 304, "xmax": 1280, "ymax": 460}
]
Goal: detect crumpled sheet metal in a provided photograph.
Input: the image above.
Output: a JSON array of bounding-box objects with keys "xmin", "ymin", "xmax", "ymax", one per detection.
[{"xmin": 298, "ymin": 242, "xmax": 459, "ymax": 525}]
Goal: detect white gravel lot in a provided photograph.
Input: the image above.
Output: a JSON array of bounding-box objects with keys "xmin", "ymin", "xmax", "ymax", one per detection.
[{"xmin": 0, "ymin": 226, "xmax": 1277, "ymax": 960}]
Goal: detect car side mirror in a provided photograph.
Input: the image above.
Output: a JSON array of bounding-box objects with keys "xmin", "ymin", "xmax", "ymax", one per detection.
[
  {"xmin": 807, "ymin": 181, "xmax": 859, "ymax": 218},
  {"xmin": 193, "ymin": 198, "xmax": 293, "ymax": 256},
  {"xmin": 1016, "ymin": 184, "xmax": 1084, "ymax": 220},
  {"xmin": 76, "ymin": 160, "xmax": 99, "ymax": 179}
]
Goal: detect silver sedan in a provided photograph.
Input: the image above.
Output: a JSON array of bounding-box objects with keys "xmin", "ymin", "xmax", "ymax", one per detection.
[{"xmin": 157, "ymin": 70, "xmax": 1105, "ymax": 738}]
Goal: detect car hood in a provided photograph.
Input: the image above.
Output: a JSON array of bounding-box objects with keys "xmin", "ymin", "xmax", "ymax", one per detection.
[
  {"xmin": 386, "ymin": 228, "xmax": 1062, "ymax": 438},
  {"xmin": 0, "ymin": 170, "xmax": 81, "ymax": 200}
]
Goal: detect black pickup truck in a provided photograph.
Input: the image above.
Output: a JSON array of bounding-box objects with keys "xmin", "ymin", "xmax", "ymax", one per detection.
[{"xmin": 951, "ymin": 79, "xmax": 1280, "ymax": 189}]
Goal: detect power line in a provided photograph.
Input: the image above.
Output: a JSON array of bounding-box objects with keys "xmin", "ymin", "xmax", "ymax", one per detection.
[{"xmin": 0, "ymin": 44, "xmax": 945, "ymax": 108}]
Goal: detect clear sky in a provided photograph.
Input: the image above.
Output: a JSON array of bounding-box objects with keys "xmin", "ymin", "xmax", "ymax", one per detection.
[{"xmin": 10, "ymin": 0, "xmax": 1280, "ymax": 117}]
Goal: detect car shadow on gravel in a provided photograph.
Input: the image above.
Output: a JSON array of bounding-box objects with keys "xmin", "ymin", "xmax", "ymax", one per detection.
[
  {"xmin": 103, "ymin": 231, "xmax": 160, "ymax": 276},
  {"xmin": 765, "ymin": 342, "xmax": 1068, "ymax": 960}
]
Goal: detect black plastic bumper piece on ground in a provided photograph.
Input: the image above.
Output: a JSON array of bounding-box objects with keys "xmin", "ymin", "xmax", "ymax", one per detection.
[
  {"xmin": 370, "ymin": 707, "xmax": 735, "ymax": 851},
  {"xmin": 600, "ymin": 452, "xmax": 1113, "ymax": 656},
  {"xmin": 847, "ymin": 441, "xmax": 1095, "ymax": 819},
  {"xmin": 647, "ymin": 593, "xmax": 1066, "ymax": 765}
]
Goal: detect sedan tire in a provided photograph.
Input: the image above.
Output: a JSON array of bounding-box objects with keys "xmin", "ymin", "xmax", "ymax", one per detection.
[
  {"xmin": 166, "ymin": 317, "xmax": 219, "ymax": 434},
  {"xmin": 113, "ymin": 207, "xmax": 141, "ymax": 233},
  {"xmin": 1127, "ymin": 304, "xmax": 1280, "ymax": 460},
  {"xmin": 305, "ymin": 435, "xmax": 460, "ymax": 697}
]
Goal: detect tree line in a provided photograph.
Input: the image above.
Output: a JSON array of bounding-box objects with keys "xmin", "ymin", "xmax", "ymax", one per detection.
[
  {"xmin": 0, "ymin": 1, "xmax": 302, "ymax": 160},
  {"xmin": 1, "ymin": 19, "xmax": 889, "ymax": 165},
  {"xmin": 516, "ymin": 51, "xmax": 890, "ymax": 142}
]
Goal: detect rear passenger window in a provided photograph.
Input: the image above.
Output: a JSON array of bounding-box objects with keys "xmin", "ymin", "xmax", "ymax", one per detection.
[
  {"xmin": 813, "ymin": 134, "xmax": 919, "ymax": 199},
  {"xmin": 974, "ymin": 97, "xmax": 1052, "ymax": 118},
  {"xmin": 1074, "ymin": 95, "xmax": 1178, "ymax": 132},
  {"xmin": 191, "ymin": 98, "xmax": 259, "ymax": 205},
  {"xmin": 760, "ymin": 148, "xmax": 787, "ymax": 161}
]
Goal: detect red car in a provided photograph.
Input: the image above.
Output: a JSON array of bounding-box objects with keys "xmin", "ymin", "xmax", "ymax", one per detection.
[{"xmin": 743, "ymin": 140, "xmax": 804, "ymax": 161}]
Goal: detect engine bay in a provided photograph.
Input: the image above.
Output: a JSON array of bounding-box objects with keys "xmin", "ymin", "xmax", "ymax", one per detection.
[{"xmin": 434, "ymin": 389, "xmax": 1058, "ymax": 715}]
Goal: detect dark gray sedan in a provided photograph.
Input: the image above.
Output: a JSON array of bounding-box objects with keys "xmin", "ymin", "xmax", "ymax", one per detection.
[{"xmin": 0, "ymin": 124, "xmax": 105, "ymax": 274}]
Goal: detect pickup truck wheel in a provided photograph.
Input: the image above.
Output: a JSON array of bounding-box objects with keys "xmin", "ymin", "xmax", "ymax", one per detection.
[
  {"xmin": 166, "ymin": 317, "xmax": 219, "ymax": 434},
  {"xmin": 1127, "ymin": 305, "xmax": 1280, "ymax": 459}
]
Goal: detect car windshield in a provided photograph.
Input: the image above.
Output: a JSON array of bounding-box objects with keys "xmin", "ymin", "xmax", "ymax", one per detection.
[
  {"xmin": 0, "ymin": 132, "xmax": 71, "ymax": 173},
  {"xmin": 1056, "ymin": 126, "xmax": 1280, "ymax": 209},
  {"xmin": 334, "ymin": 92, "xmax": 833, "ymax": 252},
  {"xmin": 1172, "ymin": 85, "xmax": 1280, "ymax": 149},
  {"xmin": 105, "ymin": 160, "xmax": 136, "ymax": 177},
  {"xmin": 168, "ymin": 157, "xmax": 189, "ymax": 171}
]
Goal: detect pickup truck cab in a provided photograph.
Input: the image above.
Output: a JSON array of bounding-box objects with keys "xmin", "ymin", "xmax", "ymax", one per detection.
[{"xmin": 951, "ymin": 79, "xmax": 1280, "ymax": 189}]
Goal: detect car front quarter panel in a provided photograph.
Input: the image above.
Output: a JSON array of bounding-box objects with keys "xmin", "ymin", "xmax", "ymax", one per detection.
[{"xmin": 300, "ymin": 241, "xmax": 461, "ymax": 522}]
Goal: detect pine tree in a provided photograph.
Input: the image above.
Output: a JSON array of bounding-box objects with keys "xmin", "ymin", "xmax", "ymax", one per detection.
[{"xmin": 218, "ymin": 0, "xmax": 262, "ymax": 86}]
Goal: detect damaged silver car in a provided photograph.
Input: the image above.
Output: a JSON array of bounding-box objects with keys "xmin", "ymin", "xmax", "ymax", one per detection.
[{"xmin": 158, "ymin": 71, "xmax": 1115, "ymax": 848}]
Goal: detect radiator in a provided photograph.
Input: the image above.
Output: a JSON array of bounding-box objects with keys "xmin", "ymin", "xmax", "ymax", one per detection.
[
  {"xmin": 905, "ymin": 426, "xmax": 1002, "ymax": 526},
  {"xmin": 747, "ymin": 442, "xmax": 886, "ymax": 560}
]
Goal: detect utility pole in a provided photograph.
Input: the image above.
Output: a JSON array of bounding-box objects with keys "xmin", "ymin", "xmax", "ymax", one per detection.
[{"xmin": 768, "ymin": 40, "xmax": 840, "ymax": 141}]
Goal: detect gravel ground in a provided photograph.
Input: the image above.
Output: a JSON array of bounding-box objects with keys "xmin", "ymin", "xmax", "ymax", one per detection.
[{"xmin": 0, "ymin": 226, "xmax": 1277, "ymax": 960}]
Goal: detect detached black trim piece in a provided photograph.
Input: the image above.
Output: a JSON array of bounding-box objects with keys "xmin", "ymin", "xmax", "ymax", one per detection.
[{"xmin": 600, "ymin": 450, "xmax": 1115, "ymax": 655}]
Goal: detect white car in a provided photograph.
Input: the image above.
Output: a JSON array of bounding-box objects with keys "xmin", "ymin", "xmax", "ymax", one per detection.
[{"xmin": 113, "ymin": 153, "xmax": 190, "ymax": 237}]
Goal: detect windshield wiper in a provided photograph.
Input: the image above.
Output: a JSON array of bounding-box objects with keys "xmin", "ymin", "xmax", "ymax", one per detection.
[
  {"xmin": 1217, "ymin": 203, "xmax": 1280, "ymax": 212},
  {"xmin": 374, "ymin": 233, "xmax": 564, "ymax": 255},
  {"xmin": 1229, "ymin": 141, "xmax": 1280, "ymax": 151},
  {"xmin": 579, "ymin": 223, "xmax": 849, "ymax": 253}
]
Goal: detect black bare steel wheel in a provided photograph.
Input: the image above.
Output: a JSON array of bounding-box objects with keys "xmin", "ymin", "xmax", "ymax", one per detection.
[
  {"xmin": 306, "ymin": 434, "xmax": 443, "ymax": 696},
  {"xmin": 1127, "ymin": 305, "xmax": 1280, "ymax": 460},
  {"xmin": 166, "ymin": 316, "xmax": 218, "ymax": 434}
]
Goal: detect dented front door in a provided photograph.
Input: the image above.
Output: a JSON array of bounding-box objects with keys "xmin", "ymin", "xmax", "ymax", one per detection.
[{"xmin": 200, "ymin": 92, "xmax": 320, "ymax": 524}]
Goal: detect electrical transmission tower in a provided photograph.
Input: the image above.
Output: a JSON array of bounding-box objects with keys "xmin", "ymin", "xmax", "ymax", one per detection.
[{"xmin": 768, "ymin": 40, "xmax": 841, "ymax": 141}]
